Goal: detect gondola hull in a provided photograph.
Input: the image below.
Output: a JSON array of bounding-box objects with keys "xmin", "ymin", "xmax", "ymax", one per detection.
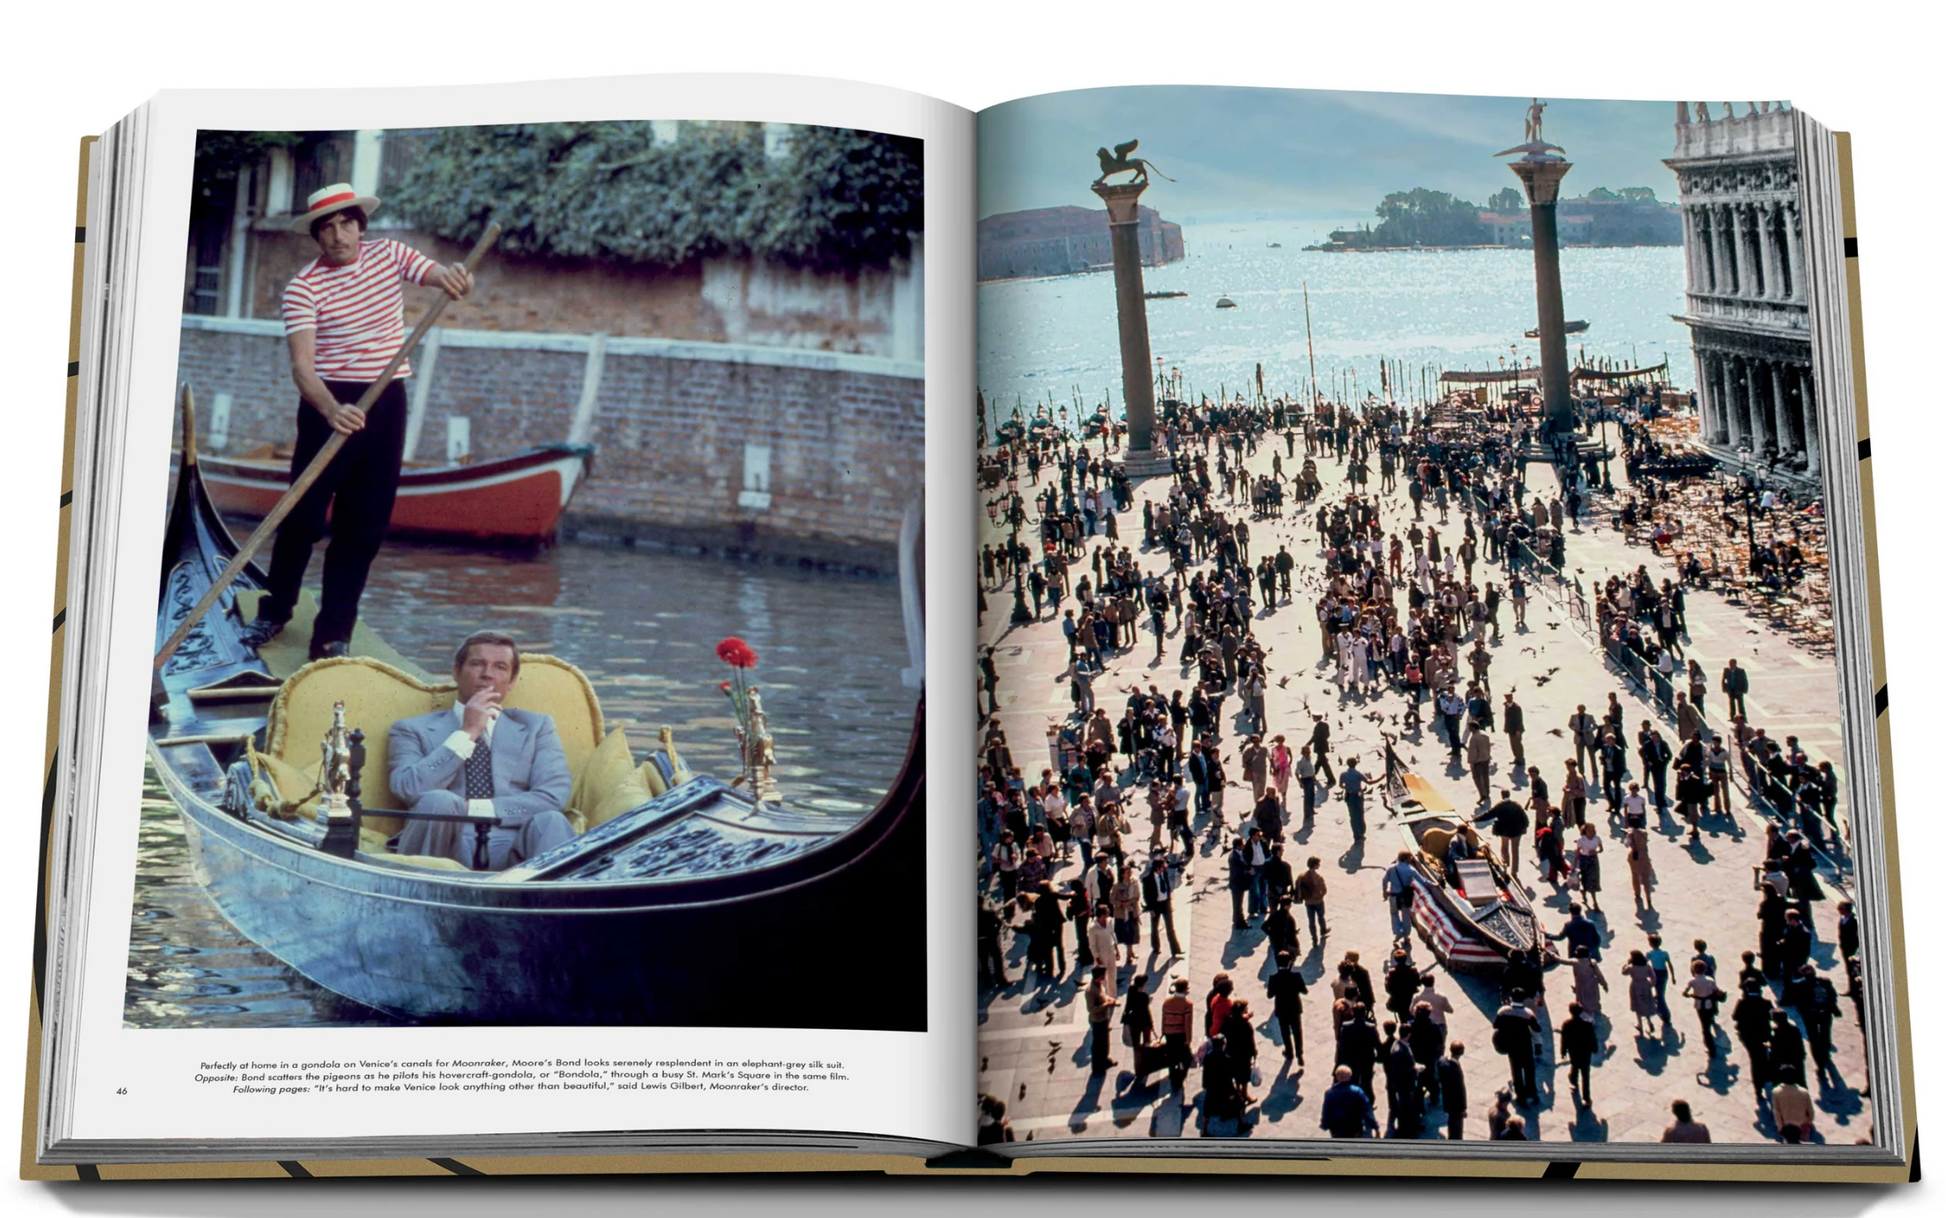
[
  {"xmin": 199, "ymin": 445, "xmax": 588, "ymax": 544},
  {"xmin": 155, "ymin": 742, "xmax": 924, "ymax": 1026},
  {"xmin": 1390, "ymin": 784, "xmax": 1547, "ymax": 972}
]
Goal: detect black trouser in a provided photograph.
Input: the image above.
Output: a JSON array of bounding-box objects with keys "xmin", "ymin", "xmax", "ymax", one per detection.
[
  {"xmin": 1090, "ymin": 1020, "xmax": 1113, "ymax": 1072},
  {"xmin": 258, "ymin": 379, "xmax": 409, "ymax": 647},
  {"xmin": 1276, "ymin": 1007, "xmax": 1303, "ymax": 1060},
  {"xmin": 1567, "ymin": 1053, "xmax": 1592, "ymax": 1098}
]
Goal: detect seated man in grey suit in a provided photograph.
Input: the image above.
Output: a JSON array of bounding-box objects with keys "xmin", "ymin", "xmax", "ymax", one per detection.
[{"xmin": 389, "ymin": 630, "xmax": 576, "ymax": 870}]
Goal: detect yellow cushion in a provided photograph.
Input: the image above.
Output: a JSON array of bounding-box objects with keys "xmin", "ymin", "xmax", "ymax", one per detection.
[
  {"xmin": 573, "ymin": 726, "xmax": 637, "ymax": 821},
  {"xmin": 590, "ymin": 773, "xmax": 658, "ymax": 830},
  {"xmin": 636, "ymin": 758, "xmax": 669, "ymax": 799},
  {"xmin": 1420, "ymin": 826, "xmax": 1452, "ymax": 859}
]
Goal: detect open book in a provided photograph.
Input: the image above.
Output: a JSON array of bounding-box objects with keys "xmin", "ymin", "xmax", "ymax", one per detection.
[{"xmin": 29, "ymin": 73, "xmax": 1915, "ymax": 1182}]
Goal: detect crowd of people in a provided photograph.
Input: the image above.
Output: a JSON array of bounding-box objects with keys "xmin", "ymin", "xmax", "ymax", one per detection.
[{"xmin": 975, "ymin": 388, "xmax": 1864, "ymax": 1146}]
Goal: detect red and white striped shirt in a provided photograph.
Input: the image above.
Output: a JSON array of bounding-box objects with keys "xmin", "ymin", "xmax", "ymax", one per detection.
[{"xmin": 281, "ymin": 239, "xmax": 439, "ymax": 381}]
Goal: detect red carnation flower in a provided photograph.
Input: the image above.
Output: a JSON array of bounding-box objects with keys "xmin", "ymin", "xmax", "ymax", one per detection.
[{"xmin": 716, "ymin": 637, "xmax": 758, "ymax": 669}]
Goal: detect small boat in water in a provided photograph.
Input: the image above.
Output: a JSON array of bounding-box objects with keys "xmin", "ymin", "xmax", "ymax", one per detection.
[
  {"xmin": 1215, "ymin": 296, "xmax": 1238, "ymax": 309},
  {"xmin": 1524, "ymin": 319, "xmax": 1590, "ymax": 339},
  {"xmin": 151, "ymin": 400, "xmax": 925, "ymax": 1027},
  {"xmin": 1385, "ymin": 755, "xmax": 1546, "ymax": 971},
  {"xmin": 199, "ymin": 443, "xmax": 593, "ymax": 545}
]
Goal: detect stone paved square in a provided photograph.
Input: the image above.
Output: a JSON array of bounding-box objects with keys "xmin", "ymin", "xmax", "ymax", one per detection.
[{"xmin": 976, "ymin": 421, "xmax": 1870, "ymax": 1148}]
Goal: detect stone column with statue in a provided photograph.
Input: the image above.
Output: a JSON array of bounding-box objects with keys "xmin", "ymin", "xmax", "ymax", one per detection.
[
  {"xmin": 1498, "ymin": 102, "xmax": 1576, "ymax": 436},
  {"xmin": 1091, "ymin": 140, "xmax": 1175, "ymax": 477}
]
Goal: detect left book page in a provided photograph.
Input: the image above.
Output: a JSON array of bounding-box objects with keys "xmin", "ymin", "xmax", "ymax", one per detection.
[{"xmin": 41, "ymin": 72, "xmax": 973, "ymax": 1161}]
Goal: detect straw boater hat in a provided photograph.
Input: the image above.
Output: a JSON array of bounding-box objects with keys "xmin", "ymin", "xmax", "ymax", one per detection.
[{"xmin": 291, "ymin": 182, "xmax": 380, "ymax": 234}]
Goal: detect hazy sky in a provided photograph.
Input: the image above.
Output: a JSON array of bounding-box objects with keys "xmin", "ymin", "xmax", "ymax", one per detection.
[{"xmin": 978, "ymin": 86, "xmax": 1707, "ymax": 229}]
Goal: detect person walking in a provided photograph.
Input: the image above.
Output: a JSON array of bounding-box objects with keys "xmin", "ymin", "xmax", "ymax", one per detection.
[
  {"xmin": 1560, "ymin": 1002, "xmax": 1600, "ymax": 1108},
  {"xmin": 1436, "ymin": 1042, "xmax": 1469, "ymax": 1139},
  {"xmin": 1570, "ymin": 945, "xmax": 1609, "ymax": 1017},
  {"xmin": 1732, "ymin": 978, "xmax": 1775, "ymax": 1102},
  {"xmin": 1721, "ymin": 658, "xmax": 1750, "ymax": 720},
  {"xmin": 1160, "ymin": 978, "xmax": 1195, "ymax": 1096},
  {"xmin": 1298, "ymin": 856, "xmax": 1330, "ymax": 941},
  {"xmin": 1622, "ymin": 950, "xmax": 1660, "ymax": 1037},
  {"xmin": 1573, "ymin": 821, "xmax": 1604, "ymax": 912},
  {"xmin": 1491, "ymin": 992, "xmax": 1541, "ymax": 1106},
  {"xmin": 1626, "ymin": 821, "xmax": 1655, "ymax": 910},
  {"xmin": 1468, "ymin": 727, "xmax": 1496, "ymax": 808},
  {"xmin": 1485, "ymin": 788, "xmax": 1528, "ymax": 877},
  {"xmin": 1266, "ymin": 949, "xmax": 1310, "ymax": 1066},
  {"xmin": 1086, "ymin": 967, "xmax": 1119, "ymax": 1074},
  {"xmin": 1683, "ymin": 958, "xmax": 1725, "ymax": 1059}
]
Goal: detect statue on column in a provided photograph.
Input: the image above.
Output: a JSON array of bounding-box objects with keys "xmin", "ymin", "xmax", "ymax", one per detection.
[
  {"xmin": 1524, "ymin": 98, "xmax": 1547, "ymax": 145},
  {"xmin": 1094, "ymin": 139, "xmax": 1174, "ymax": 187}
]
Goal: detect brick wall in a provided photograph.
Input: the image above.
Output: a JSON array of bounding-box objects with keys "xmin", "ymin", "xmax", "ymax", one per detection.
[{"xmin": 175, "ymin": 320, "xmax": 925, "ymax": 572}]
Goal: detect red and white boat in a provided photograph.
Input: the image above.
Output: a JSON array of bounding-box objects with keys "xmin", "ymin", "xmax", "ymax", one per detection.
[{"xmin": 198, "ymin": 443, "xmax": 593, "ymax": 544}]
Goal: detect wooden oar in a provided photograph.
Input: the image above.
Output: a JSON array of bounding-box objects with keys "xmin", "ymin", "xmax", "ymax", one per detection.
[{"xmin": 155, "ymin": 222, "xmax": 501, "ymax": 672}]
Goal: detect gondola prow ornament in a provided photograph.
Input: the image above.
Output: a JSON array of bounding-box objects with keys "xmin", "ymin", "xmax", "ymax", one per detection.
[
  {"xmin": 317, "ymin": 700, "xmax": 364, "ymax": 859},
  {"xmin": 737, "ymin": 687, "xmax": 783, "ymax": 805}
]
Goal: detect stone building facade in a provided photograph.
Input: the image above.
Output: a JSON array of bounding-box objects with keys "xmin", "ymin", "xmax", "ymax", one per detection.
[
  {"xmin": 1665, "ymin": 101, "xmax": 1820, "ymax": 483},
  {"xmin": 977, "ymin": 205, "xmax": 1184, "ymax": 282}
]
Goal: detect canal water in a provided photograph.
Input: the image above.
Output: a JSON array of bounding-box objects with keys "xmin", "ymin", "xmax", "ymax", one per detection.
[
  {"xmin": 979, "ymin": 223, "xmax": 1692, "ymax": 432},
  {"xmin": 126, "ymin": 539, "xmax": 917, "ymax": 1028}
]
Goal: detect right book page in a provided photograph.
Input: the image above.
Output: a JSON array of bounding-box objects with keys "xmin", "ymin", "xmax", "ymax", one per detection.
[{"xmin": 972, "ymin": 85, "xmax": 1901, "ymax": 1164}]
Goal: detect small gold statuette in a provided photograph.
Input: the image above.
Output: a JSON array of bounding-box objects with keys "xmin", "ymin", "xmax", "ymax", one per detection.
[
  {"xmin": 318, "ymin": 699, "xmax": 354, "ymax": 822},
  {"xmin": 734, "ymin": 687, "xmax": 783, "ymax": 804}
]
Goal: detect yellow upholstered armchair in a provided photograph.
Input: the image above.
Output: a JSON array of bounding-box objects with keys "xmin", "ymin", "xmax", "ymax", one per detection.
[{"xmin": 242, "ymin": 655, "xmax": 682, "ymax": 870}]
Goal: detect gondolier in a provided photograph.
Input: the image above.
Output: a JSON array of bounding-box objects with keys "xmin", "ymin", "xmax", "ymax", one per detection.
[{"xmin": 238, "ymin": 183, "xmax": 475, "ymax": 659}]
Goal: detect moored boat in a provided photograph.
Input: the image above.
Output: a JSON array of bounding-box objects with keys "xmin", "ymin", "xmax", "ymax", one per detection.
[
  {"xmin": 198, "ymin": 442, "xmax": 593, "ymax": 544},
  {"xmin": 151, "ymin": 407, "xmax": 925, "ymax": 1027}
]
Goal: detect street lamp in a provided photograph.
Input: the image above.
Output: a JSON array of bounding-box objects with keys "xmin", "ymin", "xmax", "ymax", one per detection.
[
  {"xmin": 1009, "ymin": 525, "xmax": 1033, "ymax": 625},
  {"xmin": 1735, "ymin": 446, "xmax": 1759, "ymax": 569}
]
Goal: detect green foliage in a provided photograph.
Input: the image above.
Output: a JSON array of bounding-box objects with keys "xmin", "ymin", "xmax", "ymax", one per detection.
[
  {"xmin": 1487, "ymin": 186, "xmax": 1524, "ymax": 211},
  {"xmin": 194, "ymin": 131, "xmax": 304, "ymax": 184},
  {"xmin": 387, "ymin": 123, "xmax": 923, "ymax": 273},
  {"xmin": 1585, "ymin": 186, "xmax": 1621, "ymax": 202},
  {"xmin": 1370, "ymin": 187, "xmax": 1487, "ymax": 247}
]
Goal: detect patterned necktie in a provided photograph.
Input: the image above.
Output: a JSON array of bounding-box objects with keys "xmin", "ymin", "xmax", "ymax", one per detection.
[{"xmin": 464, "ymin": 735, "xmax": 494, "ymax": 800}]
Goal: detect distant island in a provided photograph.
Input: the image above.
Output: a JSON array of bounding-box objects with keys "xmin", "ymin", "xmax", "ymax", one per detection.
[
  {"xmin": 1307, "ymin": 185, "xmax": 1681, "ymax": 251},
  {"xmin": 978, "ymin": 205, "xmax": 1185, "ymax": 282}
]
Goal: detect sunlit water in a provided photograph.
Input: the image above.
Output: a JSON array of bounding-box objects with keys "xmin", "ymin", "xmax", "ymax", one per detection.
[
  {"xmin": 979, "ymin": 220, "xmax": 1690, "ymax": 429},
  {"xmin": 126, "ymin": 539, "xmax": 916, "ymax": 1028}
]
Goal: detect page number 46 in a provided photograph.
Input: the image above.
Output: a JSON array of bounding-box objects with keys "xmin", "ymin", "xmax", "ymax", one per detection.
[{"xmin": 115, "ymin": 1087, "xmax": 127, "ymax": 1095}]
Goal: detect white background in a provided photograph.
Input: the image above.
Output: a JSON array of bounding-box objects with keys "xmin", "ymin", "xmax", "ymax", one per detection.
[{"xmin": 3, "ymin": 0, "xmax": 1936, "ymax": 1213}]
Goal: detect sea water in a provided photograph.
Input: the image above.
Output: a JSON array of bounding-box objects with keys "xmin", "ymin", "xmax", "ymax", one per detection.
[{"xmin": 979, "ymin": 219, "xmax": 1691, "ymax": 431}]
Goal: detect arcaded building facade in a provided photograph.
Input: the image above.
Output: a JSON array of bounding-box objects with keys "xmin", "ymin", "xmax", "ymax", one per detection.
[{"xmin": 1665, "ymin": 101, "xmax": 1821, "ymax": 484}]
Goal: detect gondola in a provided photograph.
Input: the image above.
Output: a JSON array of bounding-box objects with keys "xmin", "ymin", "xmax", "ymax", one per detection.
[
  {"xmin": 149, "ymin": 402, "xmax": 925, "ymax": 1028},
  {"xmin": 198, "ymin": 443, "xmax": 593, "ymax": 544},
  {"xmin": 1383, "ymin": 748, "xmax": 1546, "ymax": 971}
]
